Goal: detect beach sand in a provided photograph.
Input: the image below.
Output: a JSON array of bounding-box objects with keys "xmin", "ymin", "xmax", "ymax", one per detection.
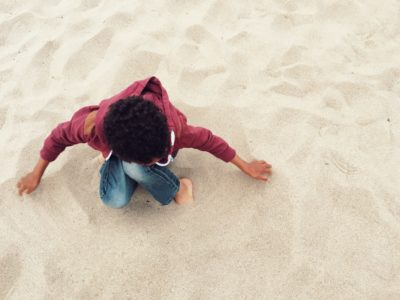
[{"xmin": 1, "ymin": 0, "xmax": 400, "ymax": 298}]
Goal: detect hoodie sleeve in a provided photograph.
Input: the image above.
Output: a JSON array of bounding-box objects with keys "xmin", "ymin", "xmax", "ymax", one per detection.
[
  {"xmin": 39, "ymin": 106, "xmax": 95, "ymax": 162},
  {"xmin": 178, "ymin": 123, "xmax": 236, "ymax": 162}
]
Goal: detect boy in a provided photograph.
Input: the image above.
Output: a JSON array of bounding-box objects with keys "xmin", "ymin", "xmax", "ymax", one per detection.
[{"xmin": 17, "ymin": 77, "xmax": 272, "ymax": 206}]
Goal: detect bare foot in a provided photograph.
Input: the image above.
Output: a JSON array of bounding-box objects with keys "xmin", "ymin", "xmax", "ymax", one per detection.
[{"xmin": 174, "ymin": 178, "xmax": 193, "ymax": 205}]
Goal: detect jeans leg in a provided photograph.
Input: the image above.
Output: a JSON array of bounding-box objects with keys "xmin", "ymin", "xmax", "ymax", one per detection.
[
  {"xmin": 99, "ymin": 156, "xmax": 138, "ymax": 209},
  {"xmin": 122, "ymin": 161, "xmax": 180, "ymax": 205}
]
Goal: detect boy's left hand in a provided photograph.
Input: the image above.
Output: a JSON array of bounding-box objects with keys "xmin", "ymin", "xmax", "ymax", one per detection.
[{"xmin": 244, "ymin": 160, "xmax": 272, "ymax": 181}]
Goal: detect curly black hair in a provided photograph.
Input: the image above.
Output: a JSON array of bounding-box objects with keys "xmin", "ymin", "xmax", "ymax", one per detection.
[{"xmin": 103, "ymin": 96, "xmax": 170, "ymax": 164}]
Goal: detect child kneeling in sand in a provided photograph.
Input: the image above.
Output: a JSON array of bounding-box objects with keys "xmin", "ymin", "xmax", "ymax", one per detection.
[{"xmin": 17, "ymin": 77, "xmax": 272, "ymax": 207}]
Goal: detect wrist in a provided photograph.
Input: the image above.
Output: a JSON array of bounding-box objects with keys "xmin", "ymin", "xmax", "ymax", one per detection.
[
  {"xmin": 231, "ymin": 154, "xmax": 249, "ymax": 172},
  {"xmin": 31, "ymin": 169, "xmax": 43, "ymax": 179},
  {"xmin": 32, "ymin": 158, "xmax": 49, "ymax": 178}
]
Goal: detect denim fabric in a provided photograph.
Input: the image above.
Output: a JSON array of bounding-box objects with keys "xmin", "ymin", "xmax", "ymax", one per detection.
[{"xmin": 99, "ymin": 154, "xmax": 180, "ymax": 208}]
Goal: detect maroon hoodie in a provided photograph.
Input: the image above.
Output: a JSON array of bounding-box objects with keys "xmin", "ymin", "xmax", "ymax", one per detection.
[{"xmin": 40, "ymin": 76, "xmax": 236, "ymax": 164}]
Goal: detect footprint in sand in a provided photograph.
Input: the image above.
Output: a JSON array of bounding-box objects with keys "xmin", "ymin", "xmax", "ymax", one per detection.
[
  {"xmin": 174, "ymin": 43, "xmax": 201, "ymax": 65},
  {"xmin": 282, "ymin": 64, "xmax": 322, "ymax": 93},
  {"xmin": 270, "ymin": 81, "xmax": 307, "ymax": 97},
  {"xmin": 287, "ymin": 139, "xmax": 315, "ymax": 166},
  {"xmin": 284, "ymin": 64, "xmax": 321, "ymax": 81},
  {"xmin": 178, "ymin": 65, "xmax": 226, "ymax": 91},
  {"xmin": 185, "ymin": 24, "xmax": 218, "ymax": 45},
  {"xmin": 63, "ymin": 28, "xmax": 114, "ymax": 80},
  {"xmin": 202, "ymin": 0, "xmax": 238, "ymax": 28},
  {"xmin": 325, "ymin": 97, "xmax": 342, "ymax": 111},
  {"xmin": 272, "ymin": 62, "xmax": 322, "ymax": 97},
  {"xmin": 217, "ymin": 72, "xmax": 248, "ymax": 98},
  {"xmin": 280, "ymin": 45, "xmax": 307, "ymax": 67},
  {"xmin": 326, "ymin": 150, "xmax": 359, "ymax": 175},
  {"xmin": 334, "ymin": 82, "xmax": 371, "ymax": 101},
  {"xmin": 0, "ymin": 248, "xmax": 22, "ymax": 299},
  {"xmin": 218, "ymin": 76, "xmax": 248, "ymax": 98},
  {"xmin": 333, "ymin": 81, "xmax": 383, "ymax": 113},
  {"xmin": 103, "ymin": 12, "xmax": 137, "ymax": 29},
  {"xmin": 218, "ymin": 51, "xmax": 249, "ymax": 98},
  {"xmin": 112, "ymin": 50, "xmax": 162, "ymax": 88},
  {"xmin": 329, "ymin": 185, "xmax": 380, "ymax": 222},
  {"xmin": 0, "ymin": 12, "xmax": 39, "ymax": 45},
  {"xmin": 320, "ymin": 86, "xmax": 348, "ymax": 112},
  {"xmin": 26, "ymin": 40, "xmax": 60, "ymax": 91},
  {"xmin": 226, "ymin": 31, "xmax": 254, "ymax": 48},
  {"xmin": 69, "ymin": 19, "xmax": 93, "ymax": 33}
]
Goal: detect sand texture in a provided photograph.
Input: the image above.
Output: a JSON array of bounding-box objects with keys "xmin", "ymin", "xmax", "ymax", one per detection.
[{"xmin": 1, "ymin": 0, "xmax": 400, "ymax": 299}]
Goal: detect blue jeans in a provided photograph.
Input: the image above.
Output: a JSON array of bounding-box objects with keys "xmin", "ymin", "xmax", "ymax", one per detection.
[{"xmin": 99, "ymin": 154, "xmax": 180, "ymax": 208}]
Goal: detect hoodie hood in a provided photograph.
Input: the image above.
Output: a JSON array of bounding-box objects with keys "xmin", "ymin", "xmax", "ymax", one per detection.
[{"xmin": 95, "ymin": 76, "xmax": 179, "ymax": 157}]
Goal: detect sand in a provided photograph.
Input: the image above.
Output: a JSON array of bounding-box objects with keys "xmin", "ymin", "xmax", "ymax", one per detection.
[{"xmin": 1, "ymin": 0, "xmax": 400, "ymax": 298}]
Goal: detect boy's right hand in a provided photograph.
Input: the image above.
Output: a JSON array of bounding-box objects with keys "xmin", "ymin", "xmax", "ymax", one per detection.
[{"xmin": 17, "ymin": 172, "xmax": 41, "ymax": 196}]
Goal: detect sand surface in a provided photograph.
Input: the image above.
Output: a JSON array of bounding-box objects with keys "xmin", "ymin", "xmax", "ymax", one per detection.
[{"xmin": 1, "ymin": 0, "xmax": 400, "ymax": 299}]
